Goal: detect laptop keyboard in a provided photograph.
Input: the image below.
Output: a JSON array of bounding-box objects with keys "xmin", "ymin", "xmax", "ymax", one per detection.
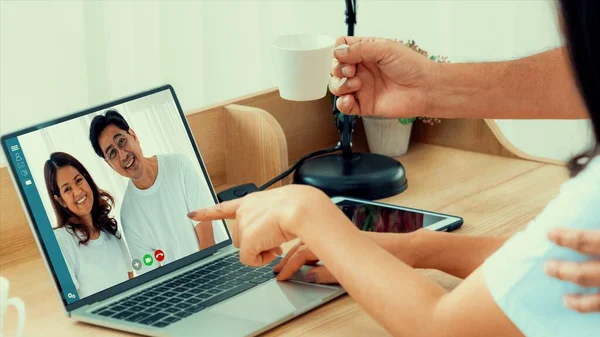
[{"xmin": 92, "ymin": 253, "xmax": 281, "ymax": 328}]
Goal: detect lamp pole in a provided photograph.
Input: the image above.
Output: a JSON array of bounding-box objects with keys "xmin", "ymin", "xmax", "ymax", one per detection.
[
  {"xmin": 284, "ymin": 0, "xmax": 408, "ymax": 200},
  {"xmin": 335, "ymin": 0, "xmax": 357, "ymax": 159}
]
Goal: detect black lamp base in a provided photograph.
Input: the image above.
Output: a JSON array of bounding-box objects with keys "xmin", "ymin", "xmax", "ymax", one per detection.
[{"xmin": 293, "ymin": 152, "xmax": 407, "ymax": 200}]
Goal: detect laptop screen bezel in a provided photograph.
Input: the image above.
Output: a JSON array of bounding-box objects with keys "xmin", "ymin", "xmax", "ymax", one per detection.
[{"xmin": 0, "ymin": 84, "xmax": 233, "ymax": 312}]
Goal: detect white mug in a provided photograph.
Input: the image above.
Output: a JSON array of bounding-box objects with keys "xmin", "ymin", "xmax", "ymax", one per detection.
[
  {"xmin": 0, "ymin": 277, "xmax": 25, "ymax": 337},
  {"xmin": 271, "ymin": 34, "xmax": 336, "ymax": 101}
]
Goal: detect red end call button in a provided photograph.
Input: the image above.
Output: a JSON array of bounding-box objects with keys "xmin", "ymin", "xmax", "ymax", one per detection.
[{"xmin": 154, "ymin": 249, "xmax": 165, "ymax": 262}]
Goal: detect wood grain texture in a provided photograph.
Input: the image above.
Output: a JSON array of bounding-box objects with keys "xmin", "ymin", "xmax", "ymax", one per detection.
[
  {"xmin": 186, "ymin": 107, "xmax": 228, "ymax": 187},
  {"xmin": 1, "ymin": 143, "xmax": 569, "ymax": 337},
  {"xmin": 0, "ymin": 171, "xmax": 36, "ymax": 267}
]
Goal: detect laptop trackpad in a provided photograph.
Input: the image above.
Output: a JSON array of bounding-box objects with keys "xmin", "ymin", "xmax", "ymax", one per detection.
[{"xmin": 209, "ymin": 280, "xmax": 339, "ymax": 324}]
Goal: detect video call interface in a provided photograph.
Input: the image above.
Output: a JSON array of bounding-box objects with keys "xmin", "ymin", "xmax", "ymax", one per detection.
[
  {"xmin": 339, "ymin": 202, "xmax": 445, "ymax": 233},
  {"xmin": 4, "ymin": 89, "xmax": 229, "ymax": 303}
]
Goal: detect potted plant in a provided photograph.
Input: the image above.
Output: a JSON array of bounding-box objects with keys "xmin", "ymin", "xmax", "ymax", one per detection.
[{"xmin": 361, "ymin": 40, "xmax": 447, "ymax": 157}]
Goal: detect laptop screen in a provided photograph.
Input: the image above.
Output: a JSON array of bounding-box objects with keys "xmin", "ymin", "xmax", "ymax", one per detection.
[{"xmin": 2, "ymin": 86, "xmax": 230, "ymax": 306}]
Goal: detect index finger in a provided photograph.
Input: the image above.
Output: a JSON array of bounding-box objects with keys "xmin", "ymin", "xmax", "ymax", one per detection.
[{"xmin": 187, "ymin": 199, "xmax": 242, "ymax": 221}]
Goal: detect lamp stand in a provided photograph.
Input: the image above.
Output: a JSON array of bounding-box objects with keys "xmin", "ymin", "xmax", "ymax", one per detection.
[{"xmin": 292, "ymin": 0, "xmax": 408, "ymax": 199}]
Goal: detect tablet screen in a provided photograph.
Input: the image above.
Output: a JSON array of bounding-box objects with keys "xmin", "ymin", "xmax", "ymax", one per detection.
[{"xmin": 338, "ymin": 201, "xmax": 446, "ymax": 233}]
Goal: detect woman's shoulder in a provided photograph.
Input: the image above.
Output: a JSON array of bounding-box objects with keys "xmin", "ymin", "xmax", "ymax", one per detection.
[
  {"xmin": 54, "ymin": 226, "xmax": 74, "ymax": 240},
  {"xmin": 54, "ymin": 227, "xmax": 80, "ymax": 252},
  {"xmin": 584, "ymin": 154, "xmax": 600, "ymax": 175},
  {"xmin": 481, "ymin": 155, "xmax": 600, "ymax": 337},
  {"xmin": 577, "ymin": 154, "xmax": 600, "ymax": 176},
  {"xmin": 558, "ymin": 155, "xmax": 600, "ymax": 208},
  {"xmin": 523, "ymin": 155, "xmax": 600, "ymax": 235}
]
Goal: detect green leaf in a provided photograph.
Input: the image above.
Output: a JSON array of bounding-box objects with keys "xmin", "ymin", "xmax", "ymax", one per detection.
[{"xmin": 398, "ymin": 117, "xmax": 416, "ymax": 125}]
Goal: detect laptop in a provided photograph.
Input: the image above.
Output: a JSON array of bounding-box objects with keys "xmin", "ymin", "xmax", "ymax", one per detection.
[{"xmin": 1, "ymin": 85, "xmax": 345, "ymax": 336}]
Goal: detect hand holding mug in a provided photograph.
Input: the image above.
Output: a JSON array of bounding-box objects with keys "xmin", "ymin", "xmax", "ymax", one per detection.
[{"xmin": 330, "ymin": 36, "xmax": 434, "ymax": 119}]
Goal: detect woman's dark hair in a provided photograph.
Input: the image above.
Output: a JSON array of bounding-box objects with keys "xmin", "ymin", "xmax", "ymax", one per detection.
[
  {"xmin": 89, "ymin": 109, "xmax": 130, "ymax": 158},
  {"xmin": 559, "ymin": 0, "xmax": 600, "ymax": 176},
  {"xmin": 44, "ymin": 152, "xmax": 119, "ymax": 245}
]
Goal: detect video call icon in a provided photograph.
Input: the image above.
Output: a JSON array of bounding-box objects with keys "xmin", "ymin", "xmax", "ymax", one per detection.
[{"xmin": 143, "ymin": 254, "xmax": 153, "ymax": 266}]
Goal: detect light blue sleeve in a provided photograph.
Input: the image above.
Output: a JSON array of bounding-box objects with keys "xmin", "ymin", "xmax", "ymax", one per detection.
[{"xmin": 482, "ymin": 158, "xmax": 600, "ymax": 337}]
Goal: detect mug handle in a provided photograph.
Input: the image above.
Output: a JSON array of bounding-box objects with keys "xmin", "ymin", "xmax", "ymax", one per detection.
[{"xmin": 7, "ymin": 297, "xmax": 25, "ymax": 337}]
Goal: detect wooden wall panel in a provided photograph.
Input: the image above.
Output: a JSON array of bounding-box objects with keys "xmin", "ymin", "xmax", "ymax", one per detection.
[
  {"xmin": 186, "ymin": 107, "xmax": 228, "ymax": 187},
  {"xmin": 411, "ymin": 118, "xmax": 565, "ymax": 166},
  {"xmin": 188, "ymin": 89, "xmax": 369, "ymax": 165},
  {"xmin": 411, "ymin": 118, "xmax": 521, "ymax": 160}
]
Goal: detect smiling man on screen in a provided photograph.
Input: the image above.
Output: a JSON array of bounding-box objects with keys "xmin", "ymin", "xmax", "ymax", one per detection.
[{"xmin": 89, "ymin": 110, "xmax": 216, "ymax": 273}]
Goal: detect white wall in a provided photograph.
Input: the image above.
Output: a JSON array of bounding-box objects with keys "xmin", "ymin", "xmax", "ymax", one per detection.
[{"xmin": 1, "ymin": 0, "xmax": 594, "ymax": 165}]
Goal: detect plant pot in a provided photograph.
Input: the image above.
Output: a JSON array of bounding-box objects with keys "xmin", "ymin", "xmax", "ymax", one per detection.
[{"xmin": 362, "ymin": 117, "xmax": 413, "ymax": 157}]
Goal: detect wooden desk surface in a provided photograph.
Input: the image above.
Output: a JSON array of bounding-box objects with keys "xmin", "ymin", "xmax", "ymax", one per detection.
[{"xmin": 1, "ymin": 143, "xmax": 568, "ymax": 337}]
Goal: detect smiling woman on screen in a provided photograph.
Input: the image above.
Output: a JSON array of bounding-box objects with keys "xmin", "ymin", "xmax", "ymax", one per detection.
[{"xmin": 44, "ymin": 152, "xmax": 134, "ymax": 298}]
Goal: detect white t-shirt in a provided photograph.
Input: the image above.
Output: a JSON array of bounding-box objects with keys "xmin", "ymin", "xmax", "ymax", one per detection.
[
  {"xmin": 482, "ymin": 155, "xmax": 600, "ymax": 337},
  {"xmin": 55, "ymin": 227, "xmax": 132, "ymax": 299},
  {"xmin": 120, "ymin": 154, "xmax": 228, "ymax": 274}
]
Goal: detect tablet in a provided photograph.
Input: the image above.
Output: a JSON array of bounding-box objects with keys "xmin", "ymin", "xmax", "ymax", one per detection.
[{"xmin": 331, "ymin": 196, "xmax": 463, "ymax": 233}]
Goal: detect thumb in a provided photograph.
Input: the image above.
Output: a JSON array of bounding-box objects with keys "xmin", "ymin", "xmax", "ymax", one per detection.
[
  {"xmin": 334, "ymin": 37, "xmax": 394, "ymax": 65},
  {"xmin": 304, "ymin": 266, "xmax": 338, "ymax": 284}
]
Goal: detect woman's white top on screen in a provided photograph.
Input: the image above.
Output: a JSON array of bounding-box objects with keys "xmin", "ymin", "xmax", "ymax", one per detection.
[
  {"xmin": 55, "ymin": 228, "xmax": 132, "ymax": 298},
  {"xmin": 482, "ymin": 156, "xmax": 600, "ymax": 336}
]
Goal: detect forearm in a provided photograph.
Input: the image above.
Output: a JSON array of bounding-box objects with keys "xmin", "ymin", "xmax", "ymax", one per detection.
[
  {"xmin": 427, "ymin": 47, "xmax": 587, "ymax": 119},
  {"xmin": 300, "ymin": 219, "xmax": 447, "ymax": 336},
  {"xmin": 195, "ymin": 222, "xmax": 216, "ymax": 250},
  {"xmin": 363, "ymin": 230, "xmax": 508, "ymax": 279},
  {"xmin": 411, "ymin": 230, "xmax": 507, "ymax": 279}
]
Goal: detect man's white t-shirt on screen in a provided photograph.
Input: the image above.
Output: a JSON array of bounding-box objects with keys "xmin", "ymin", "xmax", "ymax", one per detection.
[
  {"xmin": 120, "ymin": 153, "xmax": 228, "ymax": 274},
  {"xmin": 55, "ymin": 228, "xmax": 132, "ymax": 299}
]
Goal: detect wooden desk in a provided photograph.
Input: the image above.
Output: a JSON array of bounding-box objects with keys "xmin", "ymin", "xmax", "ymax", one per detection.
[{"xmin": 1, "ymin": 142, "xmax": 568, "ymax": 336}]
